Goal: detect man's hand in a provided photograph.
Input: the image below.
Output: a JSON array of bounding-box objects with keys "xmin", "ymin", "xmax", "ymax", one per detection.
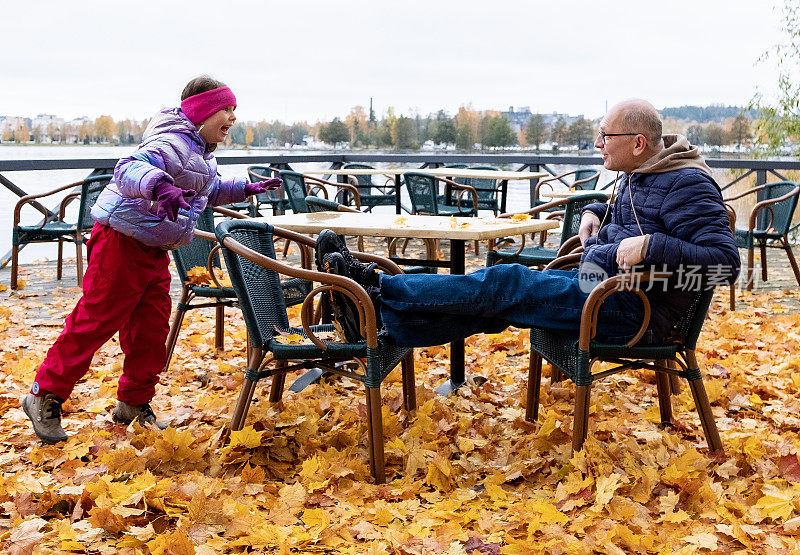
[
  {"xmin": 578, "ymin": 212, "xmax": 601, "ymax": 245},
  {"xmin": 616, "ymin": 235, "xmax": 650, "ymax": 270}
]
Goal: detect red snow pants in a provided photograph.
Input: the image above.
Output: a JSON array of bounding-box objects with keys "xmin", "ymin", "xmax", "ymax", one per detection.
[{"xmin": 32, "ymin": 222, "xmax": 172, "ymax": 405}]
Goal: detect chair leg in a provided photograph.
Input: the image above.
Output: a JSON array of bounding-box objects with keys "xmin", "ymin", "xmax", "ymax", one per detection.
[
  {"xmin": 745, "ymin": 246, "xmax": 755, "ymax": 291},
  {"xmin": 11, "ymin": 243, "xmax": 19, "ymax": 289},
  {"xmin": 655, "ymin": 361, "xmax": 673, "ymax": 426},
  {"xmin": 668, "ymin": 369, "xmax": 681, "ymax": 396},
  {"xmin": 57, "ymin": 238, "xmax": 64, "ymax": 280},
  {"xmin": 572, "ymin": 385, "xmax": 591, "ymax": 453},
  {"xmin": 783, "ymin": 240, "xmax": 800, "ymax": 287},
  {"xmin": 401, "ymin": 351, "xmax": 416, "ymax": 412},
  {"xmin": 230, "ymin": 348, "xmax": 265, "ymax": 431},
  {"xmin": 526, "ymin": 352, "xmax": 543, "ymax": 423},
  {"xmin": 215, "ymin": 305, "xmax": 225, "ymax": 351},
  {"xmin": 473, "ymin": 240, "xmax": 480, "ymax": 256},
  {"xmin": 685, "ymin": 351, "xmax": 723, "ymax": 452},
  {"xmin": 231, "ymin": 379, "xmax": 258, "ymax": 431},
  {"xmin": 551, "ymin": 365, "xmax": 563, "ymax": 385},
  {"xmin": 365, "ymin": 386, "xmax": 386, "ymax": 484},
  {"xmin": 729, "ymin": 283, "xmax": 736, "ymax": 311},
  {"xmin": 268, "ymin": 361, "xmax": 286, "ymax": 402},
  {"xmin": 163, "ymin": 288, "xmax": 191, "ymax": 372},
  {"xmin": 74, "ymin": 235, "xmax": 84, "ymax": 287},
  {"xmin": 760, "ymin": 242, "xmax": 768, "ymax": 282}
]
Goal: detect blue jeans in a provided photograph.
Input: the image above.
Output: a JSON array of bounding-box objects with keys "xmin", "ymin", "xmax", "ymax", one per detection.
[{"xmin": 378, "ymin": 265, "xmax": 646, "ymax": 347}]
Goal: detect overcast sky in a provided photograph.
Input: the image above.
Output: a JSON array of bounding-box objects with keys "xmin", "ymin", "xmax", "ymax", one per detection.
[{"xmin": 1, "ymin": 0, "xmax": 786, "ymax": 124}]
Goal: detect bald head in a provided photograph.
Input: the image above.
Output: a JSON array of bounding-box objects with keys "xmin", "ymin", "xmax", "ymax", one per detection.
[
  {"xmin": 608, "ymin": 99, "xmax": 664, "ymax": 149},
  {"xmin": 596, "ymin": 99, "xmax": 665, "ymax": 172}
]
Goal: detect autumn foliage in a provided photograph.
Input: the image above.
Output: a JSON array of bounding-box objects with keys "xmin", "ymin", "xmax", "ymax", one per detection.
[{"xmin": 1, "ymin": 271, "xmax": 800, "ymax": 552}]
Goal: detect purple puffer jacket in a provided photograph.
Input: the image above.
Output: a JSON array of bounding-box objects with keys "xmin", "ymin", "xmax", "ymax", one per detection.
[{"xmin": 91, "ymin": 108, "xmax": 247, "ymax": 250}]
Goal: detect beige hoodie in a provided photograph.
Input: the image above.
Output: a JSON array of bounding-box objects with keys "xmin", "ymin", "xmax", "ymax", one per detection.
[{"xmin": 632, "ymin": 134, "xmax": 712, "ymax": 176}]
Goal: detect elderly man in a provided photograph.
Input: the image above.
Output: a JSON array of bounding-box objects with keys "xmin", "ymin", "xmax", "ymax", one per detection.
[{"xmin": 317, "ymin": 99, "xmax": 740, "ymax": 347}]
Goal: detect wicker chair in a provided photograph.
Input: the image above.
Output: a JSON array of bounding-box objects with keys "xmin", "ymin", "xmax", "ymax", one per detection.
[
  {"xmin": 277, "ymin": 170, "xmax": 361, "ymax": 213},
  {"xmin": 215, "ymin": 218, "xmax": 415, "ymax": 483},
  {"xmin": 486, "ymin": 192, "xmax": 608, "ymax": 268},
  {"xmin": 532, "ymin": 169, "xmax": 601, "ymax": 208},
  {"xmin": 724, "ymin": 181, "xmax": 800, "ymax": 291},
  {"xmin": 163, "ymin": 207, "xmax": 312, "ymax": 372},
  {"xmin": 450, "ymin": 165, "xmax": 503, "ymax": 215},
  {"xmin": 335, "ymin": 163, "xmax": 396, "ymax": 211},
  {"xmin": 403, "ymin": 172, "xmax": 478, "ymax": 217},
  {"xmin": 526, "ymin": 256, "xmax": 723, "ymax": 455},
  {"xmin": 247, "ymin": 165, "xmax": 290, "ymax": 216},
  {"xmin": 11, "ymin": 173, "xmax": 112, "ymax": 289}
]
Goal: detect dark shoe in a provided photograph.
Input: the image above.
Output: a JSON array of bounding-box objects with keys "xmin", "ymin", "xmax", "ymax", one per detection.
[
  {"xmin": 322, "ymin": 252, "xmax": 363, "ymax": 342},
  {"xmin": 316, "ymin": 229, "xmax": 380, "ymax": 288},
  {"xmin": 113, "ymin": 401, "xmax": 168, "ymax": 430},
  {"xmin": 22, "ymin": 393, "xmax": 68, "ymax": 444}
]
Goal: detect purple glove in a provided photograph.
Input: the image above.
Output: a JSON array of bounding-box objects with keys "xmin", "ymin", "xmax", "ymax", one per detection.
[
  {"xmin": 245, "ymin": 178, "xmax": 282, "ymax": 196},
  {"xmin": 154, "ymin": 180, "xmax": 195, "ymax": 222}
]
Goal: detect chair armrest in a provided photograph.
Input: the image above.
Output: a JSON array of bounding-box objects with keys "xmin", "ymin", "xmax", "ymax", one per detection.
[
  {"xmin": 498, "ymin": 197, "xmax": 569, "ymax": 218},
  {"xmin": 723, "ymin": 185, "xmax": 765, "ymax": 203},
  {"xmin": 572, "ymin": 173, "xmax": 598, "ymax": 190},
  {"xmin": 544, "ymin": 252, "xmax": 582, "ymax": 271},
  {"xmin": 579, "ymin": 270, "xmax": 673, "ymax": 350},
  {"xmin": 556, "ymin": 235, "xmax": 583, "ymax": 257},
  {"xmin": 213, "ymin": 206, "xmax": 251, "ymax": 219},
  {"xmin": 435, "ymin": 176, "xmax": 478, "ymax": 212},
  {"xmin": 306, "ymin": 175, "xmax": 362, "ymax": 210},
  {"xmin": 746, "ymin": 186, "xmax": 800, "ymax": 232},
  {"xmin": 58, "ymin": 191, "xmax": 82, "ymax": 221},
  {"xmin": 533, "ymin": 171, "xmax": 577, "ymax": 200},
  {"xmin": 247, "ymin": 168, "xmax": 276, "ymax": 182},
  {"xmin": 192, "ymin": 229, "xmax": 228, "ymax": 288},
  {"xmin": 13, "ymin": 180, "xmax": 85, "ymax": 227}
]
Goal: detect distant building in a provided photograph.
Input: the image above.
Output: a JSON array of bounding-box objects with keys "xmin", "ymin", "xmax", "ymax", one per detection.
[
  {"xmin": 32, "ymin": 114, "xmax": 64, "ymax": 130},
  {"xmin": 500, "ymin": 106, "xmax": 533, "ymax": 131},
  {"xmin": 0, "ymin": 116, "xmax": 32, "ymax": 132},
  {"xmin": 542, "ymin": 112, "xmax": 582, "ymax": 127},
  {"xmin": 499, "ymin": 107, "xmax": 584, "ymax": 131}
]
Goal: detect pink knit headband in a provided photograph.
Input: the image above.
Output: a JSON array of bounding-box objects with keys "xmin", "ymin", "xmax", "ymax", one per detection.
[{"xmin": 180, "ymin": 86, "xmax": 237, "ymax": 125}]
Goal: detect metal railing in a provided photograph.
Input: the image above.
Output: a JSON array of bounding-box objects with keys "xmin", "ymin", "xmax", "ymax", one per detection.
[{"xmin": 2, "ymin": 153, "xmax": 800, "ymax": 267}]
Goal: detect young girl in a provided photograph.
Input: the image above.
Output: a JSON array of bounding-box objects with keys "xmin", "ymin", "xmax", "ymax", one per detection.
[{"xmin": 23, "ymin": 76, "xmax": 280, "ymax": 443}]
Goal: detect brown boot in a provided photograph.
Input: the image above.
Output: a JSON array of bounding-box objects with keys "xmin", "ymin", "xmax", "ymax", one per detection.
[
  {"xmin": 112, "ymin": 401, "xmax": 167, "ymax": 430},
  {"xmin": 22, "ymin": 393, "xmax": 68, "ymax": 444}
]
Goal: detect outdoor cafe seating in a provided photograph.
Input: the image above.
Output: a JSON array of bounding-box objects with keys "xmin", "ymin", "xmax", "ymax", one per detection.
[
  {"xmin": 724, "ymin": 180, "xmax": 800, "ymax": 291},
  {"xmin": 532, "ymin": 168, "xmax": 601, "ymax": 208},
  {"xmin": 11, "ymin": 173, "xmax": 112, "ymax": 289},
  {"xmin": 215, "ymin": 218, "xmax": 415, "ymax": 484},
  {"xmin": 526, "ymin": 254, "xmax": 724, "ymax": 456},
  {"xmin": 335, "ymin": 163, "xmax": 396, "ymax": 211},
  {"xmin": 486, "ymin": 191, "xmax": 608, "ymax": 268},
  {"xmin": 163, "ymin": 207, "xmax": 312, "ymax": 372}
]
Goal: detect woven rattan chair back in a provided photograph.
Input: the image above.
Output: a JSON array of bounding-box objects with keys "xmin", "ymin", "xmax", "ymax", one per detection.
[
  {"xmin": 278, "ymin": 171, "xmax": 311, "ymax": 213},
  {"xmin": 403, "ymin": 172, "xmax": 441, "ymax": 215}
]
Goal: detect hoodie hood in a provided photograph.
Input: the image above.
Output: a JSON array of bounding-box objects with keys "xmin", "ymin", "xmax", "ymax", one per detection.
[
  {"xmin": 632, "ymin": 134, "xmax": 712, "ymax": 176},
  {"xmin": 141, "ymin": 108, "xmax": 215, "ymax": 153}
]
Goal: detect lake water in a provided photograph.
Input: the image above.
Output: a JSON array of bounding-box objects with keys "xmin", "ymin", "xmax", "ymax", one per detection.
[{"xmin": 0, "ymin": 144, "xmax": 606, "ymax": 265}]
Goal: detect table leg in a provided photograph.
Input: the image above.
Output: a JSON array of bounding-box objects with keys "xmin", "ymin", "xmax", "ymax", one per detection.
[
  {"xmin": 500, "ymin": 179, "xmax": 509, "ymax": 213},
  {"xmin": 435, "ymin": 239, "xmax": 476, "ymax": 396},
  {"xmin": 394, "ymin": 174, "xmax": 402, "ymax": 214}
]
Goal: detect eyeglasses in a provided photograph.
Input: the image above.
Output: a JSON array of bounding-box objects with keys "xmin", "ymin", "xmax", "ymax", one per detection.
[{"xmin": 596, "ymin": 132, "xmax": 641, "ymax": 145}]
